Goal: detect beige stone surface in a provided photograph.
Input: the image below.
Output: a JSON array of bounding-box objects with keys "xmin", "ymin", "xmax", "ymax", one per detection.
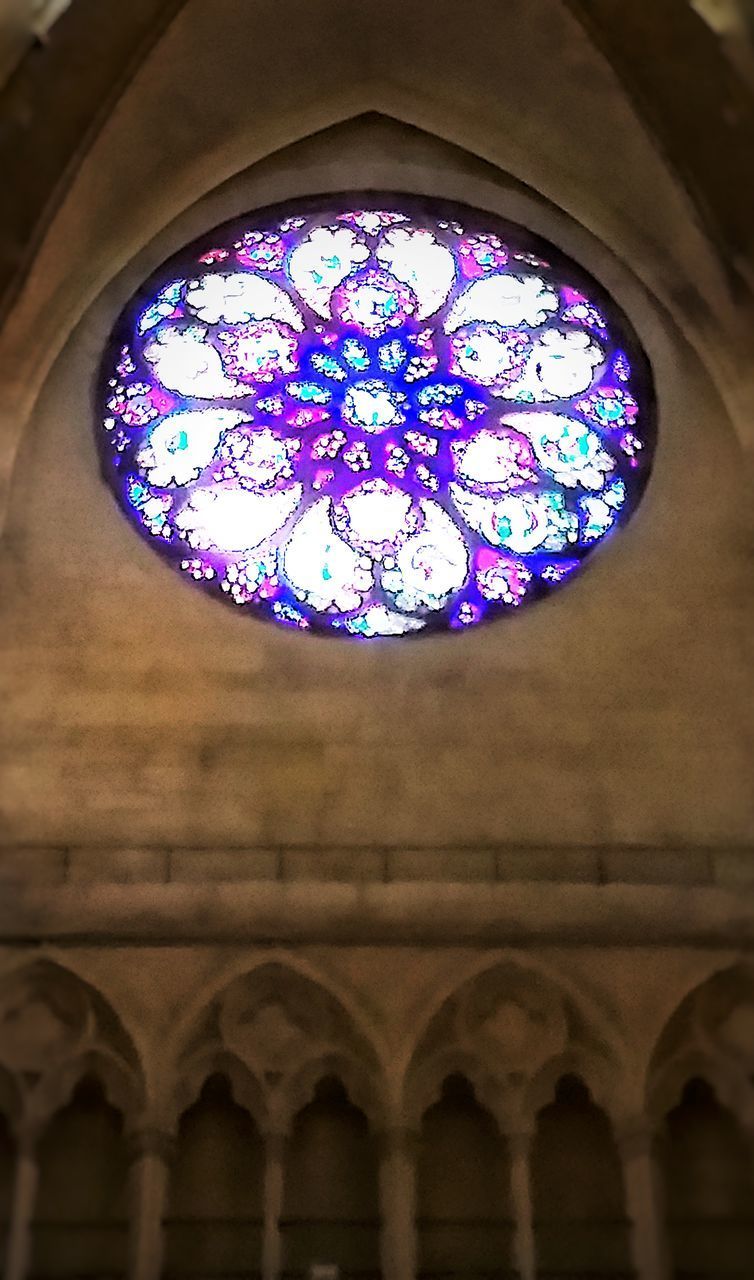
[
  {"xmin": 0, "ymin": 0, "xmax": 751, "ymax": 865},
  {"xmin": 0, "ymin": 3, "xmax": 753, "ymax": 1276},
  {"xmin": 2, "ymin": 307, "xmax": 750, "ymax": 851}
]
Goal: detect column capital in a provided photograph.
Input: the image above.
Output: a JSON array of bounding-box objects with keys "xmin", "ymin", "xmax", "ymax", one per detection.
[
  {"xmin": 506, "ymin": 1127, "xmax": 536, "ymax": 1156},
  {"xmin": 376, "ymin": 1125, "xmax": 420, "ymax": 1161},
  {"xmin": 11, "ymin": 1125, "xmax": 41, "ymax": 1159},
  {"xmin": 126, "ymin": 1126, "xmax": 175, "ymax": 1165},
  {"xmin": 734, "ymin": 1108, "xmax": 754, "ymax": 1142},
  {"xmin": 615, "ymin": 1116, "xmax": 660, "ymax": 1162},
  {"xmin": 262, "ymin": 1128, "xmax": 289, "ymax": 1160}
]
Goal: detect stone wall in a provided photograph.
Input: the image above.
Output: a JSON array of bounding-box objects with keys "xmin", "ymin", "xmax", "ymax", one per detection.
[
  {"xmin": 1, "ymin": 0, "xmax": 751, "ymax": 858},
  {"xmin": 0, "ymin": 4, "xmax": 753, "ymax": 1276}
]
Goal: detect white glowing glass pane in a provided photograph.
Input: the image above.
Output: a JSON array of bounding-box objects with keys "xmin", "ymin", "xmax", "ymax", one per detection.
[
  {"xmin": 376, "ymin": 228, "xmax": 456, "ymax": 318},
  {"xmin": 334, "ymin": 274, "xmax": 414, "ymax": 336},
  {"xmin": 499, "ymin": 330, "xmax": 605, "ymax": 403},
  {"xmin": 451, "ymin": 325, "xmax": 530, "ymax": 388},
  {"xmin": 382, "ymin": 500, "xmax": 469, "ymax": 611},
  {"xmin": 218, "ymin": 321, "xmax": 299, "ymax": 383},
  {"xmin": 343, "ymin": 381, "xmax": 406, "ymax": 432},
  {"xmin": 288, "ymin": 227, "xmax": 370, "ymax": 317},
  {"xmin": 449, "ymin": 485, "xmax": 578, "ymax": 553},
  {"xmin": 340, "ymin": 481, "xmax": 413, "ymax": 549},
  {"xmin": 143, "ymin": 327, "xmax": 244, "ymax": 399},
  {"xmin": 217, "ymin": 428, "xmax": 299, "ymax": 488},
  {"xmin": 282, "ymin": 498, "xmax": 374, "ymax": 612},
  {"xmin": 452, "ymin": 429, "xmax": 538, "ymax": 489},
  {"xmin": 174, "ymin": 484, "xmax": 302, "ymax": 552},
  {"xmin": 579, "ymin": 480, "xmax": 627, "ymax": 542},
  {"xmin": 137, "ymin": 409, "xmax": 248, "ymax": 487},
  {"xmin": 344, "ymin": 605, "xmax": 426, "ymax": 637},
  {"xmin": 138, "ymin": 281, "xmax": 184, "ymax": 334},
  {"xmin": 446, "ymin": 274, "xmax": 559, "ymax": 331},
  {"xmin": 185, "ymin": 273, "xmax": 304, "ymax": 329},
  {"xmin": 503, "ymin": 412, "xmax": 615, "ymax": 491}
]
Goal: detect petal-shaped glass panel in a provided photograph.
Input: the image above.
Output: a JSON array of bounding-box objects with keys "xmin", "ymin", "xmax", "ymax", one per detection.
[{"xmin": 97, "ymin": 196, "xmax": 655, "ymax": 637}]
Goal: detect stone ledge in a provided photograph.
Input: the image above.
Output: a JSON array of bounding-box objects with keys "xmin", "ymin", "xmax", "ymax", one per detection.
[
  {"xmin": 0, "ymin": 844, "xmax": 752, "ymax": 890},
  {"xmin": 281, "ymin": 848, "xmax": 384, "ymax": 881},
  {"xmin": 0, "ymin": 879, "xmax": 753, "ymax": 948},
  {"xmin": 171, "ymin": 848, "xmax": 279, "ymax": 882},
  {"xmin": 67, "ymin": 847, "xmax": 168, "ymax": 884},
  {"xmin": 387, "ymin": 848, "xmax": 496, "ymax": 882},
  {"xmin": 600, "ymin": 847, "xmax": 712, "ymax": 886},
  {"xmin": 497, "ymin": 847, "xmax": 599, "ymax": 882},
  {"xmin": 712, "ymin": 851, "xmax": 754, "ymax": 889},
  {"xmin": 0, "ymin": 847, "xmax": 66, "ymax": 884}
]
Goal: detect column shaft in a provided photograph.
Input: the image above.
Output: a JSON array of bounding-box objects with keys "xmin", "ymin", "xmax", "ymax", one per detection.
[
  {"xmin": 379, "ymin": 1129, "xmax": 418, "ymax": 1280},
  {"xmin": 127, "ymin": 1132, "xmax": 172, "ymax": 1280},
  {"xmin": 4, "ymin": 1139, "xmax": 38, "ymax": 1280},
  {"xmin": 619, "ymin": 1125, "xmax": 670, "ymax": 1280},
  {"xmin": 262, "ymin": 1132, "xmax": 286, "ymax": 1280},
  {"xmin": 508, "ymin": 1132, "xmax": 536, "ymax": 1280}
]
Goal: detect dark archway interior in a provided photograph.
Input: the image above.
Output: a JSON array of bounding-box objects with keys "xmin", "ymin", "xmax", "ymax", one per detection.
[
  {"xmin": 165, "ymin": 1072, "xmax": 265, "ymax": 1280},
  {"xmin": 417, "ymin": 1073, "xmax": 514, "ymax": 1279},
  {"xmin": 532, "ymin": 1075, "xmax": 632, "ymax": 1279},
  {"xmin": 32, "ymin": 1075, "xmax": 129, "ymax": 1280},
  {"xmin": 660, "ymin": 1077, "xmax": 754, "ymax": 1279},
  {"xmin": 282, "ymin": 1076, "xmax": 380, "ymax": 1280}
]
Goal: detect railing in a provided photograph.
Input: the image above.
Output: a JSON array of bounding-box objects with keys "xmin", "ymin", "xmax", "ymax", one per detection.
[
  {"xmin": 164, "ymin": 1217, "xmax": 263, "ymax": 1278},
  {"xmin": 280, "ymin": 1219, "xmax": 380, "ymax": 1277},
  {"xmin": 533, "ymin": 1219, "xmax": 632, "ymax": 1276},
  {"xmin": 30, "ymin": 1218, "xmax": 128, "ymax": 1277},
  {"xmin": 416, "ymin": 1218, "xmax": 515, "ymax": 1277},
  {"xmin": 667, "ymin": 1215, "xmax": 754, "ymax": 1276}
]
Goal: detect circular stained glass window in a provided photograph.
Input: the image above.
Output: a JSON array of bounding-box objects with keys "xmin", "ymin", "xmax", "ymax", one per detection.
[{"xmin": 98, "ymin": 197, "xmax": 655, "ymax": 638}]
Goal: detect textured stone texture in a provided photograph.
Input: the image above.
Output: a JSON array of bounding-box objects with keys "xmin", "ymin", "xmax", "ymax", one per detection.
[
  {"xmin": 0, "ymin": 8, "xmax": 753, "ymax": 1274},
  {"xmin": 3, "ymin": 845, "xmax": 754, "ymax": 893},
  {"xmin": 0, "ymin": 0, "xmax": 751, "ymax": 1009},
  {"xmin": 171, "ymin": 847, "xmax": 280, "ymax": 882},
  {"xmin": 386, "ymin": 849, "xmax": 496, "ymax": 883},
  {"xmin": 0, "ymin": 847, "xmax": 66, "ymax": 884},
  {"xmin": 67, "ymin": 847, "xmax": 168, "ymax": 883}
]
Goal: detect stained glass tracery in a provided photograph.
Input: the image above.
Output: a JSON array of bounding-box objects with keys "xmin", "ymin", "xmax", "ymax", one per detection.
[{"xmin": 99, "ymin": 198, "xmax": 655, "ymax": 638}]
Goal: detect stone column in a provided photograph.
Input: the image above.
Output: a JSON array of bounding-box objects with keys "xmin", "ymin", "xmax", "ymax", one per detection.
[
  {"xmin": 378, "ymin": 1127, "xmax": 418, "ymax": 1280},
  {"xmin": 262, "ymin": 1130, "xmax": 287, "ymax": 1280},
  {"xmin": 507, "ymin": 1130, "xmax": 536, "ymax": 1280},
  {"xmin": 127, "ymin": 1128, "xmax": 173, "ymax": 1280},
  {"xmin": 4, "ymin": 1131, "xmax": 39, "ymax": 1280},
  {"xmin": 617, "ymin": 1120, "xmax": 670, "ymax": 1280},
  {"xmin": 741, "ymin": 1115, "xmax": 754, "ymax": 1191}
]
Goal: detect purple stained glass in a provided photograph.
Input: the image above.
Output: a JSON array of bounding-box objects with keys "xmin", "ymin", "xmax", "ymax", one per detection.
[{"xmin": 98, "ymin": 198, "xmax": 655, "ymax": 638}]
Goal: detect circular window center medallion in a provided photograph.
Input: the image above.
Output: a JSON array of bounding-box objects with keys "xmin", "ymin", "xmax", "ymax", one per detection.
[{"xmin": 98, "ymin": 198, "xmax": 655, "ymax": 638}]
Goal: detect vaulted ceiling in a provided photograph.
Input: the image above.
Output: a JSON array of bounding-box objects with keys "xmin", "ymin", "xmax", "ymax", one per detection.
[{"xmin": 1, "ymin": 0, "xmax": 753, "ymax": 327}]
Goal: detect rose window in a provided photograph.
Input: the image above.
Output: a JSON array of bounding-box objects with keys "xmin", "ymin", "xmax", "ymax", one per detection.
[{"xmin": 98, "ymin": 199, "xmax": 655, "ymax": 638}]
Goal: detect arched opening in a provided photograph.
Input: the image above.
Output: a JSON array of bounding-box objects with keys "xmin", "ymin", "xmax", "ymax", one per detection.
[
  {"xmin": 531, "ymin": 1075, "xmax": 631, "ymax": 1278},
  {"xmin": 165, "ymin": 1072, "xmax": 264, "ymax": 1280},
  {"xmin": 282, "ymin": 1075, "xmax": 380, "ymax": 1280},
  {"xmin": 32, "ymin": 1074, "xmax": 129, "ymax": 1279},
  {"xmin": 417, "ymin": 1073, "xmax": 513, "ymax": 1279},
  {"xmin": 659, "ymin": 1076, "xmax": 754, "ymax": 1278},
  {"xmin": 0, "ymin": 1110, "xmax": 15, "ymax": 1266}
]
